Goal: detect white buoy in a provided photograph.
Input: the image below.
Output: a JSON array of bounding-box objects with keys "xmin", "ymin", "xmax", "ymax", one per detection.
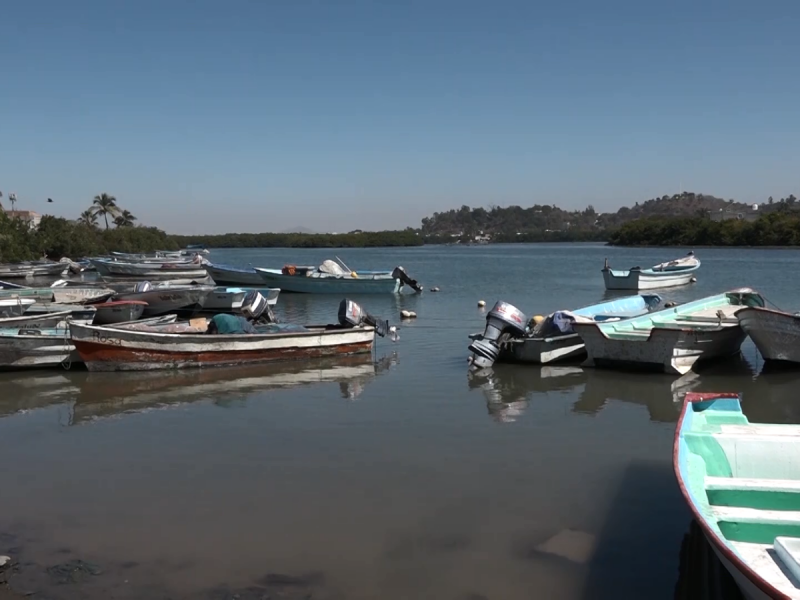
[
  {"xmin": 478, "ymin": 300, "xmax": 486, "ymax": 308},
  {"xmin": 401, "ymin": 310, "xmax": 411, "ymax": 318}
]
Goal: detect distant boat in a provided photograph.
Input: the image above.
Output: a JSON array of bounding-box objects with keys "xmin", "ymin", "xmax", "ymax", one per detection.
[
  {"xmin": 254, "ymin": 259, "xmax": 422, "ymax": 294},
  {"xmin": 0, "ymin": 298, "xmax": 37, "ymax": 318},
  {"xmin": 0, "ymin": 310, "xmax": 92, "ymax": 330},
  {"xmin": 736, "ymin": 306, "xmax": 800, "ymax": 365},
  {"xmin": 467, "ymin": 294, "xmax": 663, "ymax": 369},
  {"xmin": 602, "ymin": 252, "xmax": 700, "ymax": 291},
  {"xmin": 572, "ymin": 288, "xmax": 764, "ymax": 375},
  {"xmin": 90, "ymin": 258, "xmax": 207, "ymax": 280},
  {"xmin": 675, "ymin": 392, "xmax": 800, "ymax": 600}
]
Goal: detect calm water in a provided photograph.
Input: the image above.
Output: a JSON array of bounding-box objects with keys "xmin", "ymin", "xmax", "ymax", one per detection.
[{"xmin": 2, "ymin": 243, "xmax": 800, "ymax": 599}]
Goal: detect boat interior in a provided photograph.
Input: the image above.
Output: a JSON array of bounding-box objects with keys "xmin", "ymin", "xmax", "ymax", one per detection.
[{"xmin": 683, "ymin": 400, "xmax": 800, "ymax": 597}]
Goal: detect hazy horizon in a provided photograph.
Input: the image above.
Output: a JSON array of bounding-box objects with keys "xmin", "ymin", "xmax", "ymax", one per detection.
[{"xmin": 1, "ymin": 0, "xmax": 798, "ymax": 235}]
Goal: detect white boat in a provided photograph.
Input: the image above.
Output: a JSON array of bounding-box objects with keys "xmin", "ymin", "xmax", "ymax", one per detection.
[
  {"xmin": 0, "ymin": 298, "xmax": 37, "ymax": 318},
  {"xmin": 675, "ymin": 392, "xmax": 800, "ymax": 600},
  {"xmin": 736, "ymin": 306, "xmax": 800, "ymax": 365},
  {"xmin": 572, "ymin": 288, "xmax": 764, "ymax": 375},
  {"xmin": 254, "ymin": 259, "xmax": 422, "ymax": 294},
  {"xmin": 203, "ymin": 287, "xmax": 280, "ymax": 312},
  {"xmin": 602, "ymin": 252, "xmax": 700, "ymax": 291}
]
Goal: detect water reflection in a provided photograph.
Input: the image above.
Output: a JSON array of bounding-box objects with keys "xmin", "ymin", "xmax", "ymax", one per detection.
[
  {"xmin": 467, "ymin": 355, "xmax": 761, "ymax": 424},
  {"xmin": 0, "ymin": 353, "xmax": 398, "ymax": 425}
]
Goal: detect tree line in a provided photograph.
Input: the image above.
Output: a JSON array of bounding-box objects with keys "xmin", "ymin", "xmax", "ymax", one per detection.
[
  {"xmin": 607, "ymin": 211, "xmax": 800, "ymax": 247},
  {"xmin": 172, "ymin": 229, "xmax": 423, "ymax": 249}
]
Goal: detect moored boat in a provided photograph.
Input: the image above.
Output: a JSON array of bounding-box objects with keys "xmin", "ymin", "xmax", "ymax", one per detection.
[
  {"xmin": 675, "ymin": 392, "xmax": 800, "ymax": 600},
  {"xmin": 254, "ymin": 259, "xmax": 422, "ymax": 294},
  {"xmin": 0, "ymin": 326, "xmax": 79, "ymax": 369},
  {"xmin": 90, "ymin": 258, "xmax": 207, "ymax": 280},
  {"xmin": 736, "ymin": 306, "xmax": 800, "ymax": 365},
  {"xmin": 468, "ymin": 294, "xmax": 663, "ymax": 369},
  {"xmin": 602, "ymin": 252, "xmax": 700, "ymax": 291},
  {"xmin": 0, "ymin": 310, "xmax": 91, "ymax": 330},
  {"xmin": 92, "ymin": 300, "xmax": 148, "ymax": 325},
  {"xmin": 113, "ymin": 282, "xmax": 214, "ymax": 316},
  {"xmin": 69, "ymin": 298, "xmax": 391, "ymax": 371},
  {"xmin": 203, "ymin": 287, "xmax": 280, "ymax": 312},
  {"xmin": 204, "ymin": 262, "xmax": 268, "ymax": 286},
  {"xmin": 572, "ymin": 288, "xmax": 764, "ymax": 375}
]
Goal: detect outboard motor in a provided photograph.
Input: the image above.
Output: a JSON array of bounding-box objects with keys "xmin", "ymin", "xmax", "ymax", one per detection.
[
  {"xmin": 468, "ymin": 301, "xmax": 528, "ymax": 370},
  {"xmin": 241, "ymin": 290, "xmax": 276, "ymax": 323},
  {"xmin": 391, "ymin": 266, "xmax": 423, "ymax": 293},
  {"xmin": 134, "ymin": 281, "xmax": 153, "ymax": 293},
  {"xmin": 338, "ymin": 298, "xmax": 391, "ymax": 338}
]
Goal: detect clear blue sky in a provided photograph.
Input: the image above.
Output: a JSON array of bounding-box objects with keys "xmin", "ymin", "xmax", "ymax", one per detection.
[{"xmin": 1, "ymin": 0, "xmax": 798, "ymax": 234}]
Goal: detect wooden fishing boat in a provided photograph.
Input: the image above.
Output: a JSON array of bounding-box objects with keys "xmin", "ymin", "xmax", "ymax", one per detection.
[
  {"xmin": 0, "ymin": 281, "xmax": 114, "ymax": 304},
  {"xmin": 113, "ymin": 283, "xmax": 214, "ymax": 316},
  {"xmin": 675, "ymin": 392, "xmax": 800, "ymax": 600},
  {"xmin": 0, "ymin": 265, "xmax": 35, "ymax": 279},
  {"xmin": 736, "ymin": 306, "xmax": 800, "ymax": 365},
  {"xmin": 70, "ymin": 321, "xmax": 378, "ymax": 371},
  {"xmin": 17, "ymin": 304, "xmax": 98, "ymax": 322},
  {"xmin": 51, "ymin": 286, "xmax": 115, "ymax": 304},
  {"xmin": 92, "ymin": 300, "xmax": 147, "ymax": 325},
  {"xmin": 602, "ymin": 252, "xmax": 700, "ymax": 291},
  {"xmin": 254, "ymin": 259, "xmax": 422, "ymax": 294},
  {"xmin": 572, "ymin": 288, "xmax": 764, "ymax": 375},
  {"xmin": 468, "ymin": 294, "xmax": 663, "ymax": 367},
  {"xmin": 0, "ymin": 298, "xmax": 37, "ymax": 318}
]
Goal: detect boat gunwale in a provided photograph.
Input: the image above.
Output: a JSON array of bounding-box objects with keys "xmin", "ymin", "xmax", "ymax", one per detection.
[
  {"xmin": 69, "ymin": 322, "xmax": 376, "ymax": 344},
  {"xmin": 673, "ymin": 392, "xmax": 793, "ymax": 600}
]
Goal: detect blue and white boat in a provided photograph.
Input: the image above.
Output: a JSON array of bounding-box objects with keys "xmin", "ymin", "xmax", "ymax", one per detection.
[
  {"xmin": 602, "ymin": 252, "xmax": 700, "ymax": 291},
  {"xmin": 675, "ymin": 392, "xmax": 800, "ymax": 600},
  {"xmin": 254, "ymin": 259, "xmax": 422, "ymax": 295},
  {"xmin": 468, "ymin": 293, "xmax": 663, "ymax": 369}
]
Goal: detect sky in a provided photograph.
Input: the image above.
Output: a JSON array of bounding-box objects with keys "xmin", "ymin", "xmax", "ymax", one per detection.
[{"xmin": 1, "ymin": 0, "xmax": 799, "ymax": 234}]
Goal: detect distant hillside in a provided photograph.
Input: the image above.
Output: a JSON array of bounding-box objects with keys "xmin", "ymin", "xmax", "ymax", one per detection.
[{"xmin": 420, "ymin": 192, "xmax": 795, "ymax": 243}]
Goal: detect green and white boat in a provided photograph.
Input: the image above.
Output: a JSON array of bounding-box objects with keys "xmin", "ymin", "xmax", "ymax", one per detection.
[
  {"xmin": 675, "ymin": 392, "xmax": 800, "ymax": 600},
  {"xmin": 572, "ymin": 288, "xmax": 765, "ymax": 375}
]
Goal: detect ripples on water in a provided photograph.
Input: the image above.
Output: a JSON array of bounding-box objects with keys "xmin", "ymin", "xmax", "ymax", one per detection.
[{"xmin": 2, "ymin": 244, "xmax": 800, "ymax": 599}]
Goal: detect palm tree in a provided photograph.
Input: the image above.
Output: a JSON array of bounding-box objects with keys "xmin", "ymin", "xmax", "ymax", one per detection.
[
  {"xmin": 113, "ymin": 210, "xmax": 137, "ymax": 228},
  {"xmin": 92, "ymin": 193, "xmax": 120, "ymax": 229},
  {"xmin": 78, "ymin": 209, "xmax": 98, "ymax": 227}
]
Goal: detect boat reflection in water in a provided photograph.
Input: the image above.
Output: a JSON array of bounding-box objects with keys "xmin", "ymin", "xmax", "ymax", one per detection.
[
  {"xmin": 0, "ymin": 353, "xmax": 397, "ymax": 425},
  {"xmin": 466, "ymin": 354, "xmax": 759, "ymax": 424}
]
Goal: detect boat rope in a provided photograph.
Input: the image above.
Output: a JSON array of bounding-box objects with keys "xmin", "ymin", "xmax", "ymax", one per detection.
[
  {"xmin": 760, "ymin": 293, "xmax": 784, "ymax": 313},
  {"xmin": 61, "ymin": 318, "xmax": 73, "ymax": 371}
]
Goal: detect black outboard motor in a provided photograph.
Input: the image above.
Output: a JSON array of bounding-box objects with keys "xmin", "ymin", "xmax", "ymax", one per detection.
[
  {"xmin": 468, "ymin": 301, "xmax": 528, "ymax": 370},
  {"xmin": 242, "ymin": 290, "xmax": 277, "ymax": 323},
  {"xmin": 133, "ymin": 281, "xmax": 153, "ymax": 293},
  {"xmin": 338, "ymin": 298, "xmax": 390, "ymax": 337},
  {"xmin": 391, "ymin": 266, "xmax": 423, "ymax": 293}
]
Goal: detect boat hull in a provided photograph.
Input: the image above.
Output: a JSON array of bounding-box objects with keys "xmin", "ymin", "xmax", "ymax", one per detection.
[
  {"xmin": 602, "ymin": 268, "xmax": 697, "ymax": 291},
  {"xmin": 256, "ymin": 268, "xmax": 400, "ymax": 294},
  {"xmin": 70, "ymin": 323, "xmax": 375, "ymax": 371},
  {"xmin": 575, "ymin": 323, "xmax": 747, "ymax": 375},
  {"xmin": 736, "ymin": 307, "xmax": 800, "ymax": 364},
  {"xmin": 205, "ymin": 264, "xmax": 266, "ymax": 286},
  {"xmin": 0, "ymin": 331, "xmax": 79, "ymax": 369},
  {"xmin": 0, "ymin": 310, "xmax": 93, "ymax": 330},
  {"xmin": 0, "ymin": 299, "xmax": 37, "ymax": 318},
  {"xmin": 203, "ymin": 289, "xmax": 247, "ymax": 312},
  {"xmin": 92, "ymin": 259, "xmax": 207, "ymax": 280},
  {"xmin": 114, "ymin": 286, "xmax": 213, "ymax": 316}
]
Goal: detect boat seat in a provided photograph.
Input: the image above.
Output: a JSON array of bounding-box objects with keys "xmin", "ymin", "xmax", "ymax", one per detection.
[
  {"xmin": 678, "ymin": 314, "xmax": 739, "ymax": 324},
  {"xmin": 775, "ymin": 537, "xmax": 800, "ymax": 584},
  {"xmin": 707, "ymin": 476, "xmax": 800, "ymax": 493},
  {"xmin": 719, "ymin": 424, "xmax": 800, "ymax": 437},
  {"xmin": 713, "ymin": 505, "xmax": 800, "ymax": 525}
]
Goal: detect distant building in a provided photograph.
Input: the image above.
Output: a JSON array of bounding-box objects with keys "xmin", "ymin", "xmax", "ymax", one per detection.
[{"xmin": 1, "ymin": 203, "xmax": 42, "ymax": 228}]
